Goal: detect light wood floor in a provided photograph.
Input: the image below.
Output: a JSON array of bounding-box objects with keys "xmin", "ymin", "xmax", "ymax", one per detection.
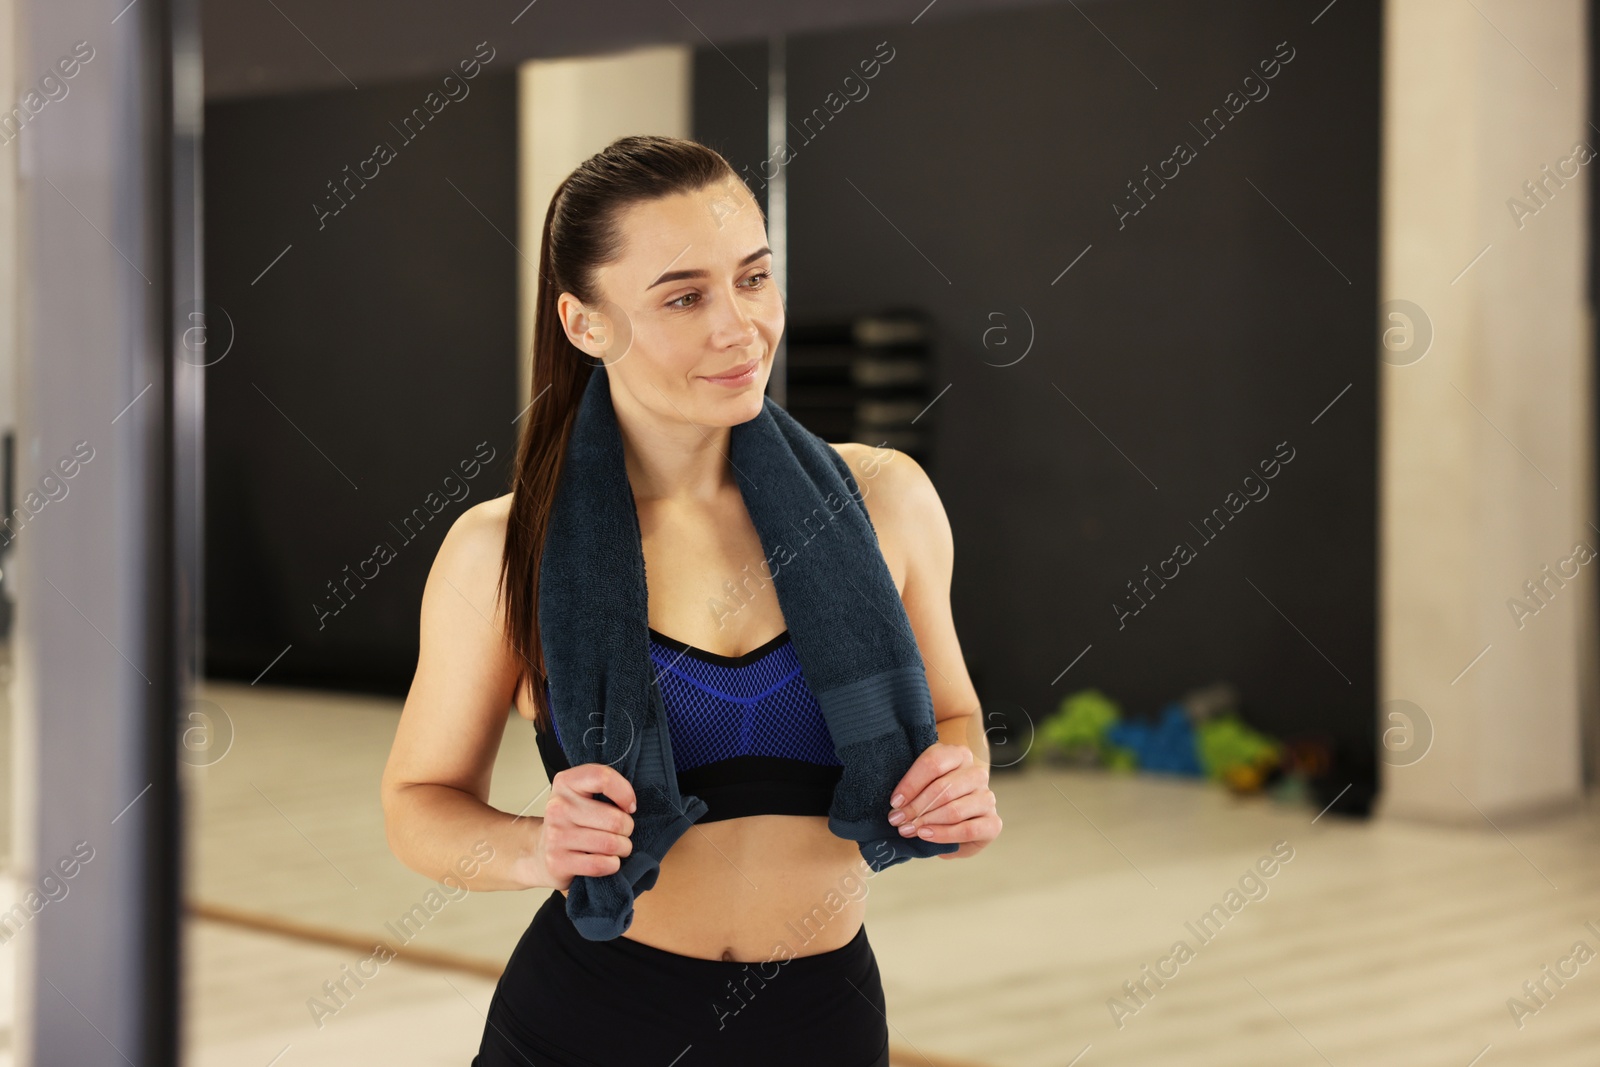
[{"xmin": 4, "ymin": 675, "xmax": 1600, "ymax": 1065}]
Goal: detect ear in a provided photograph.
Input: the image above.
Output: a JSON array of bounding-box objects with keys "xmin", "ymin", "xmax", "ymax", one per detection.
[
  {"xmin": 557, "ymin": 292, "xmax": 600, "ymax": 355},
  {"xmin": 558, "ymin": 292, "xmax": 633, "ymax": 362}
]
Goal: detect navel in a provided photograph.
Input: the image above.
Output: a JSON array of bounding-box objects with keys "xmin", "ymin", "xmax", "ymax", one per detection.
[{"xmin": 721, "ymin": 946, "xmax": 736, "ymax": 962}]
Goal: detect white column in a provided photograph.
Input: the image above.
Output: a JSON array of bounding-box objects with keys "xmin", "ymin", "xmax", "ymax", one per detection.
[{"xmin": 1379, "ymin": 0, "xmax": 1593, "ymax": 822}]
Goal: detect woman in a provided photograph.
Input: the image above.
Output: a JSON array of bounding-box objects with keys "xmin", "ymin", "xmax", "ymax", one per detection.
[{"xmin": 380, "ymin": 135, "xmax": 1001, "ymax": 1066}]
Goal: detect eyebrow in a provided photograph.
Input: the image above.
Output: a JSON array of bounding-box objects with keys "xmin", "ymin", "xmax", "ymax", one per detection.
[{"xmin": 647, "ymin": 246, "xmax": 772, "ymax": 291}]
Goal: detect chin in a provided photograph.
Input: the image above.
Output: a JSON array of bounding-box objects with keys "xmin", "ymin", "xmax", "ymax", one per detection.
[{"xmin": 725, "ymin": 386, "xmax": 767, "ymax": 425}]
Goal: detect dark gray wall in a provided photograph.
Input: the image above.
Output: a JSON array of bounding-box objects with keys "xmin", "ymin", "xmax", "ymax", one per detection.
[
  {"xmin": 701, "ymin": 0, "xmax": 1380, "ymax": 774},
  {"xmin": 203, "ymin": 71, "xmax": 519, "ymax": 693},
  {"xmin": 201, "ymin": 0, "xmax": 1381, "ymax": 784},
  {"xmin": 692, "ymin": 40, "xmax": 770, "ymax": 216},
  {"xmin": 201, "ymin": 0, "xmax": 1088, "ymax": 102}
]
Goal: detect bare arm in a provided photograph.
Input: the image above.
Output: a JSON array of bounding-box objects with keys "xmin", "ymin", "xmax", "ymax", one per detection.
[
  {"xmin": 380, "ymin": 497, "xmax": 548, "ymax": 891},
  {"xmin": 842, "ymin": 443, "xmax": 986, "ymax": 763},
  {"xmin": 894, "ymin": 455, "xmax": 989, "ymax": 768},
  {"xmin": 380, "ymin": 495, "xmax": 641, "ymax": 893},
  {"xmin": 846, "ymin": 443, "xmax": 1000, "ymax": 858}
]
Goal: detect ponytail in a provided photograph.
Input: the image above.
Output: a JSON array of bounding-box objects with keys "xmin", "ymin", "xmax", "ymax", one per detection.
[{"xmin": 498, "ymin": 136, "xmax": 742, "ymax": 733}]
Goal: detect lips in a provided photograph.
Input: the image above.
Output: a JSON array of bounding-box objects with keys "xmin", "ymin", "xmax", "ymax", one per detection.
[{"xmin": 704, "ymin": 358, "xmax": 759, "ymax": 380}]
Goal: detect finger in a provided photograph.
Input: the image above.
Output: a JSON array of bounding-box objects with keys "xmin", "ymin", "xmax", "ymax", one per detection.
[
  {"xmin": 565, "ymin": 792, "xmax": 636, "ymax": 838},
  {"xmin": 889, "ymin": 743, "xmax": 970, "ymax": 812},
  {"xmin": 895, "ymin": 774, "xmax": 966, "ymax": 825},
  {"xmin": 894, "ymin": 764, "xmax": 981, "ymax": 824},
  {"xmin": 549, "ymin": 844, "xmax": 628, "ymax": 879},
  {"xmin": 542, "ymin": 798, "xmax": 633, "ymax": 854},
  {"xmin": 568, "ymin": 852, "xmax": 625, "ymax": 877},
  {"xmin": 547, "ymin": 784, "xmax": 634, "ymax": 838},
  {"xmin": 551, "ymin": 823, "xmax": 634, "ymax": 858},
  {"xmin": 906, "ymin": 812, "xmax": 1000, "ymax": 844},
  {"xmin": 900, "ymin": 787, "xmax": 994, "ymax": 829},
  {"xmin": 559, "ymin": 762, "xmax": 638, "ymax": 815}
]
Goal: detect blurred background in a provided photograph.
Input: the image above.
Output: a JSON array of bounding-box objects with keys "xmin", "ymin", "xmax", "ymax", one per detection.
[{"xmin": 1, "ymin": 0, "xmax": 1598, "ymax": 1064}]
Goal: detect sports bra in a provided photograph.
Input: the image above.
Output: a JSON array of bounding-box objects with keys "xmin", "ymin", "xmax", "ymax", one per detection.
[{"xmin": 534, "ymin": 626, "xmax": 844, "ymax": 823}]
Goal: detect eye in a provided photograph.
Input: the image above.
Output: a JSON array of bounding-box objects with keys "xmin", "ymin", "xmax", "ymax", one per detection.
[{"xmin": 665, "ymin": 271, "xmax": 771, "ymax": 310}]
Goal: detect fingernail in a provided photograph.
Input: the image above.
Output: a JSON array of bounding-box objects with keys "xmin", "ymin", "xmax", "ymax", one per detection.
[
  {"xmin": 891, "ymin": 793, "xmax": 905, "ymax": 807},
  {"xmin": 918, "ymin": 827, "xmax": 934, "ymax": 838},
  {"xmin": 899, "ymin": 824, "xmax": 916, "ymax": 835},
  {"xmin": 888, "ymin": 810, "xmax": 905, "ymax": 825}
]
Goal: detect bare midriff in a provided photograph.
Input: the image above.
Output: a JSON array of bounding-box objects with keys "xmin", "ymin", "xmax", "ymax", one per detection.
[{"xmin": 557, "ymin": 814, "xmax": 870, "ymax": 963}]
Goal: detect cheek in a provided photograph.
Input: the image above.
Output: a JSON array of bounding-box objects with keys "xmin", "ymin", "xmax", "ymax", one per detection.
[
  {"xmin": 754, "ymin": 296, "xmax": 785, "ymax": 335},
  {"xmin": 632, "ymin": 318, "xmax": 702, "ymax": 372}
]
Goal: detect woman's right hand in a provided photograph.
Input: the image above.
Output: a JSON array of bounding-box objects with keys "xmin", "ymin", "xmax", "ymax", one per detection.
[{"xmin": 532, "ymin": 762, "xmax": 639, "ymax": 889}]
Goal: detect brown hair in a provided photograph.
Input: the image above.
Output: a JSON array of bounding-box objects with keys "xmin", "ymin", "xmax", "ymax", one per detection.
[{"xmin": 499, "ymin": 134, "xmax": 747, "ymax": 734}]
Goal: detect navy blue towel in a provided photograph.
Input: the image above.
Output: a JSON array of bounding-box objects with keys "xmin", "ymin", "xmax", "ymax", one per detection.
[{"xmin": 538, "ymin": 362, "xmax": 958, "ymax": 941}]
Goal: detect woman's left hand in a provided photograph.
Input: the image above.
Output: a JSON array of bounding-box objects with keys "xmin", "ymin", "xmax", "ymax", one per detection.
[{"xmin": 886, "ymin": 742, "xmax": 1001, "ymax": 859}]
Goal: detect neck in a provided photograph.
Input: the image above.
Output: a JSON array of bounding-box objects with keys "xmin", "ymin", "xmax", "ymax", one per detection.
[{"xmin": 609, "ymin": 377, "xmax": 734, "ymax": 504}]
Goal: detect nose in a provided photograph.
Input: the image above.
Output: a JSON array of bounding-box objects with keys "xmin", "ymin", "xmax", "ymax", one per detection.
[{"xmin": 713, "ymin": 285, "xmax": 760, "ymax": 347}]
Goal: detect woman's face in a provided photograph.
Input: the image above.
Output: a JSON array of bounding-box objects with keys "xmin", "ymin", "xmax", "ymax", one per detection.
[{"xmin": 560, "ymin": 176, "xmax": 784, "ymax": 426}]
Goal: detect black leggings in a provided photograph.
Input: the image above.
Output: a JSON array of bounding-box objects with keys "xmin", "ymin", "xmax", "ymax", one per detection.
[{"xmin": 472, "ymin": 888, "xmax": 891, "ymax": 1067}]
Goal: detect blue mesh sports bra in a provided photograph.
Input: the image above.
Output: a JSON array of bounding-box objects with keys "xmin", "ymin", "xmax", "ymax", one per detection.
[{"xmin": 534, "ymin": 626, "xmax": 844, "ymax": 823}]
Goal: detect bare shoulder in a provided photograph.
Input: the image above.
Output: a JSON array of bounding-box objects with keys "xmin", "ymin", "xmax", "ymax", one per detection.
[
  {"xmin": 825, "ymin": 441, "xmax": 938, "ymax": 518},
  {"xmin": 383, "ymin": 490, "xmax": 523, "ymax": 806},
  {"xmin": 427, "ymin": 491, "xmax": 514, "ymax": 614},
  {"xmin": 440, "ymin": 491, "xmax": 512, "ymax": 560},
  {"xmin": 824, "ymin": 442, "xmax": 948, "ymax": 588}
]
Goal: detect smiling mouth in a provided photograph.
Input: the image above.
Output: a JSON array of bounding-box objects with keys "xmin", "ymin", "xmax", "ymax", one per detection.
[{"xmin": 703, "ymin": 357, "xmax": 760, "ymax": 380}]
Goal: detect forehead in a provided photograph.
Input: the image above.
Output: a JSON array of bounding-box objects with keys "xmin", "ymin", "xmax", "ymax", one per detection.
[{"xmin": 607, "ymin": 180, "xmax": 767, "ymax": 283}]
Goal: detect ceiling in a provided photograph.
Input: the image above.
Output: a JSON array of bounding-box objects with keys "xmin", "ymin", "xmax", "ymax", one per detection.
[{"xmin": 199, "ymin": 0, "xmax": 1072, "ymax": 101}]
